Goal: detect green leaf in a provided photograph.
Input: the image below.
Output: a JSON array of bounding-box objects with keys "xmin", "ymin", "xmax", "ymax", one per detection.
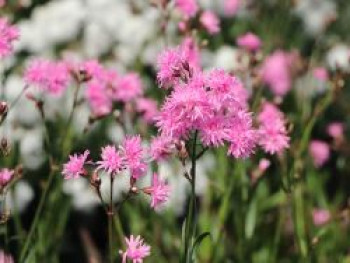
[
  {"xmin": 190, "ymin": 232, "xmax": 211, "ymax": 262},
  {"xmin": 245, "ymin": 198, "xmax": 258, "ymax": 239}
]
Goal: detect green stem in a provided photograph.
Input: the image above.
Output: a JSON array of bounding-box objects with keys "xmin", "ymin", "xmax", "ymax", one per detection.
[
  {"xmin": 108, "ymin": 175, "xmax": 115, "ymax": 263},
  {"xmin": 19, "ymin": 169, "xmax": 56, "ymax": 262},
  {"xmin": 182, "ymin": 132, "xmax": 198, "ymax": 263}
]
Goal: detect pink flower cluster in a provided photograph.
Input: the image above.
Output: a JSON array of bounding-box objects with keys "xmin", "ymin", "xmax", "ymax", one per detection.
[
  {"xmin": 81, "ymin": 60, "xmax": 144, "ymax": 117},
  {"xmin": 155, "ymin": 45, "xmax": 258, "ymax": 159},
  {"xmin": 62, "ymin": 135, "xmax": 170, "ymax": 209},
  {"xmin": 260, "ymin": 50, "xmax": 294, "ymax": 97},
  {"xmin": 309, "ymin": 140, "xmax": 330, "ymax": 168},
  {"xmin": 121, "ymin": 235, "xmax": 151, "ymax": 263},
  {"xmin": 0, "ymin": 18, "xmax": 19, "ymax": 58},
  {"xmin": 257, "ymin": 102, "xmax": 290, "ymax": 154},
  {"xmin": 24, "ymin": 59, "xmax": 71, "ymax": 96}
]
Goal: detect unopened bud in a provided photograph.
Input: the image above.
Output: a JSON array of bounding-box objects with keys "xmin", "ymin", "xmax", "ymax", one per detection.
[{"xmin": 0, "ymin": 101, "xmax": 8, "ymax": 116}]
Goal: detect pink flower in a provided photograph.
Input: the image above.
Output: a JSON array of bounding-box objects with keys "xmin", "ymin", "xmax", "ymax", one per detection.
[
  {"xmin": 258, "ymin": 158, "xmax": 271, "ymax": 173},
  {"xmin": 313, "ymin": 67, "xmax": 329, "ymax": 82},
  {"xmin": 327, "ymin": 122, "xmax": 344, "ymax": 139},
  {"xmin": 85, "ymin": 82, "xmax": 113, "ymax": 117},
  {"xmin": 200, "ymin": 11, "xmax": 220, "ymax": 35},
  {"xmin": 260, "ymin": 51, "xmax": 293, "ymax": 97},
  {"xmin": 156, "ymin": 76, "xmax": 212, "ymax": 139},
  {"xmin": 227, "ymin": 111, "xmax": 257, "ymax": 158},
  {"xmin": 121, "ymin": 136, "xmax": 147, "ymax": 180},
  {"xmin": 181, "ymin": 37, "xmax": 201, "ymax": 70},
  {"xmin": 24, "ymin": 59, "xmax": 71, "ymax": 96},
  {"xmin": 0, "ymin": 168, "xmax": 14, "ymax": 187},
  {"xmin": 237, "ymin": 32, "xmax": 262, "ymax": 52},
  {"xmin": 199, "ymin": 116, "xmax": 229, "ymax": 147},
  {"xmin": 156, "ymin": 47, "xmax": 187, "ymax": 89},
  {"xmin": 309, "ymin": 140, "xmax": 330, "ymax": 168},
  {"xmin": 0, "ymin": 0, "xmax": 6, "ymax": 7},
  {"xmin": 150, "ymin": 136, "xmax": 174, "ymax": 161},
  {"xmin": 97, "ymin": 145, "xmax": 124, "ymax": 175},
  {"xmin": 122, "ymin": 235, "xmax": 150, "ymax": 263},
  {"xmin": 312, "ymin": 209, "xmax": 330, "ymax": 226},
  {"xmin": 0, "ymin": 18, "xmax": 19, "ymax": 58},
  {"xmin": 147, "ymin": 173, "xmax": 171, "ymax": 209},
  {"xmin": 258, "ymin": 103, "xmax": 290, "ymax": 154},
  {"xmin": 0, "ymin": 250, "xmax": 14, "ymax": 263},
  {"xmin": 114, "ymin": 73, "xmax": 143, "ymax": 103},
  {"xmin": 224, "ymin": 0, "xmax": 240, "ymax": 16},
  {"xmin": 175, "ymin": 0, "xmax": 198, "ymax": 18},
  {"xmin": 135, "ymin": 98, "xmax": 159, "ymax": 124},
  {"xmin": 62, "ymin": 150, "xmax": 90, "ymax": 179}
]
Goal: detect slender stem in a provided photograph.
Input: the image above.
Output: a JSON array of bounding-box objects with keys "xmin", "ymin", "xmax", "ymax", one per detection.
[
  {"xmin": 19, "ymin": 169, "xmax": 56, "ymax": 261},
  {"xmin": 61, "ymin": 82, "xmax": 80, "ymax": 157},
  {"xmin": 182, "ymin": 131, "xmax": 198, "ymax": 263},
  {"xmin": 0, "ymin": 85, "xmax": 28, "ymax": 126},
  {"xmin": 108, "ymin": 175, "xmax": 115, "ymax": 263}
]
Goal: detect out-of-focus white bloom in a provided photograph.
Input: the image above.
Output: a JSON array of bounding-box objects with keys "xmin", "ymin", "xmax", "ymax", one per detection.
[
  {"xmin": 16, "ymin": 0, "xmax": 86, "ymax": 53},
  {"xmin": 294, "ymin": 0, "xmax": 337, "ymax": 36},
  {"xmin": 6, "ymin": 180, "xmax": 34, "ymax": 213},
  {"xmin": 209, "ymin": 46, "xmax": 247, "ymax": 72},
  {"xmin": 326, "ymin": 44, "xmax": 350, "ymax": 72},
  {"xmin": 107, "ymin": 123, "xmax": 125, "ymax": 144},
  {"xmin": 20, "ymin": 128, "xmax": 45, "ymax": 170},
  {"xmin": 63, "ymin": 177, "xmax": 100, "ymax": 212},
  {"xmin": 4, "ymin": 75, "xmax": 41, "ymax": 127}
]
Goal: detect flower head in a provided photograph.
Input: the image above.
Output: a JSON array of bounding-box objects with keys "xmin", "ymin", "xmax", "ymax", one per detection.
[
  {"xmin": 175, "ymin": 0, "xmax": 198, "ymax": 18},
  {"xmin": 260, "ymin": 51, "xmax": 293, "ymax": 97},
  {"xmin": 114, "ymin": 73, "xmax": 143, "ymax": 103},
  {"xmin": 0, "ymin": 168, "xmax": 14, "ymax": 187},
  {"xmin": 200, "ymin": 11, "xmax": 220, "ymax": 35},
  {"xmin": 237, "ymin": 32, "xmax": 262, "ymax": 52},
  {"xmin": 327, "ymin": 122, "xmax": 344, "ymax": 139},
  {"xmin": 122, "ymin": 235, "xmax": 151, "ymax": 263},
  {"xmin": 150, "ymin": 136, "xmax": 174, "ymax": 161},
  {"xmin": 313, "ymin": 67, "xmax": 329, "ymax": 82},
  {"xmin": 148, "ymin": 173, "xmax": 171, "ymax": 209},
  {"xmin": 62, "ymin": 150, "xmax": 90, "ymax": 179},
  {"xmin": 224, "ymin": 0, "xmax": 241, "ymax": 16},
  {"xmin": 156, "ymin": 47, "xmax": 188, "ymax": 89},
  {"xmin": 85, "ymin": 82, "xmax": 113, "ymax": 117},
  {"xmin": 97, "ymin": 145, "xmax": 123, "ymax": 175},
  {"xmin": 309, "ymin": 140, "xmax": 330, "ymax": 168},
  {"xmin": 0, "ymin": 18, "xmax": 19, "ymax": 58},
  {"xmin": 121, "ymin": 136, "xmax": 147, "ymax": 180},
  {"xmin": 25, "ymin": 59, "xmax": 71, "ymax": 96},
  {"xmin": 257, "ymin": 103, "xmax": 290, "ymax": 154},
  {"xmin": 135, "ymin": 98, "xmax": 159, "ymax": 124},
  {"xmin": 312, "ymin": 209, "xmax": 331, "ymax": 226},
  {"xmin": 0, "ymin": 250, "xmax": 14, "ymax": 263}
]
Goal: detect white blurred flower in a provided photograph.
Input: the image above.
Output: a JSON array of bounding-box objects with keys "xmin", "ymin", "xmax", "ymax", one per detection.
[
  {"xmin": 294, "ymin": 0, "xmax": 337, "ymax": 36},
  {"xmin": 63, "ymin": 177, "xmax": 100, "ymax": 212},
  {"xmin": 6, "ymin": 180, "xmax": 34, "ymax": 213},
  {"xmin": 326, "ymin": 44, "xmax": 350, "ymax": 72},
  {"xmin": 20, "ymin": 128, "xmax": 45, "ymax": 170},
  {"xmin": 16, "ymin": 0, "xmax": 85, "ymax": 53}
]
